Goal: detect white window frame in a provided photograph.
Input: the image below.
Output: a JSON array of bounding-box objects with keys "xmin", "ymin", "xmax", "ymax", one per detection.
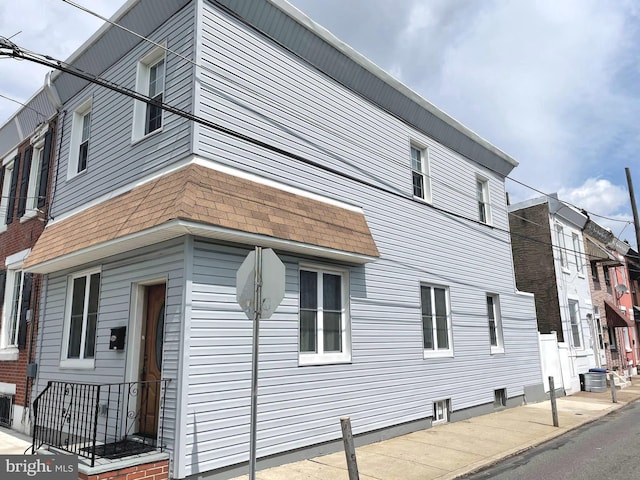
[
  {"xmin": 22, "ymin": 126, "xmax": 49, "ymax": 221},
  {"xmin": 568, "ymin": 299, "xmax": 582, "ymax": 349},
  {"xmin": 60, "ymin": 267, "xmax": 101, "ymax": 369},
  {"xmin": 572, "ymin": 232, "xmax": 584, "ymax": 275},
  {"xmin": 132, "ymin": 45, "xmax": 166, "ymax": 143},
  {"xmin": 298, "ymin": 265, "xmax": 351, "ymax": 366},
  {"xmin": 420, "ymin": 284, "xmax": 453, "ymax": 358},
  {"xmin": 433, "ymin": 399, "xmax": 450, "ymax": 425},
  {"xmin": 594, "ymin": 307, "xmax": 604, "ymax": 350},
  {"xmin": 555, "ymin": 224, "xmax": 568, "ymax": 271},
  {"xmin": 0, "ymin": 249, "xmax": 29, "ymax": 361},
  {"xmin": 410, "ymin": 143, "xmax": 432, "ymax": 203},
  {"xmin": 0, "ymin": 150, "xmax": 16, "ymax": 232},
  {"xmin": 476, "ymin": 176, "xmax": 492, "ymax": 224},
  {"xmin": 487, "ymin": 294, "xmax": 504, "ymax": 354},
  {"xmin": 67, "ymin": 98, "xmax": 92, "ymax": 180}
]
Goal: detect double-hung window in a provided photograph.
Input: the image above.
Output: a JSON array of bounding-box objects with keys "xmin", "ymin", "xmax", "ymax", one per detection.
[
  {"xmin": 0, "ymin": 152, "xmax": 17, "ymax": 229},
  {"xmin": 568, "ymin": 300, "xmax": 581, "ymax": 348},
  {"xmin": 421, "ymin": 285, "xmax": 453, "ymax": 357},
  {"xmin": 61, "ymin": 269, "xmax": 101, "ymax": 368},
  {"xmin": 133, "ymin": 46, "xmax": 166, "ymax": 141},
  {"xmin": 22, "ymin": 126, "xmax": 53, "ymax": 218},
  {"xmin": 476, "ymin": 177, "xmax": 491, "ymax": 224},
  {"xmin": 67, "ymin": 99, "xmax": 92, "ymax": 179},
  {"xmin": 299, "ymin": 266, "xmax": 350, "ymax": 365},
  {"xmin": 572, "ymin": 233, "xmax": 583, "ymax": 274},
  {"xmin": 487, "ymin": 294, "xmax": 504, "ymax": 353},
  {"xmin": 555, "ymin": 224, "xmax": 568, "ymax": 269},
  {"xmin": 410, "ymin": 144, "xmax": 431, "ymax": 202},
  {"xmin": 0, "ymin": 249, "xmax": 32, "ymax": 359}
]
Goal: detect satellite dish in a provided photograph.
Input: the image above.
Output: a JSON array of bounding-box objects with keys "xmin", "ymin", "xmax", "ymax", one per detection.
[{"xmin": 615, "ymin": 284, "xmax": 629, "ymax": 295}]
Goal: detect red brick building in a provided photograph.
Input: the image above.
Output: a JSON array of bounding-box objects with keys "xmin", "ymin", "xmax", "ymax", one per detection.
[{"xmin": 0, "ymin": 97, "xmax": 57, "ymax": 433}]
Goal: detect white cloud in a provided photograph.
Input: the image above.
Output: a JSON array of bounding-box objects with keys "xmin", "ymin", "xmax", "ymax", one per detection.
[
  {"xmin": 558, "ymin": 178, "xmax": 628, "ymax": 215},
  {"xmin": 558, "ymin": 178, "xmax": 635, "ymax": 248}
]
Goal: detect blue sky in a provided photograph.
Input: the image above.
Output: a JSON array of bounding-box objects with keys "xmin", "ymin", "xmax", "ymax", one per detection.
[{"xmin": 0, "ymin": 0, "xmax": 638, "ymax": 245}]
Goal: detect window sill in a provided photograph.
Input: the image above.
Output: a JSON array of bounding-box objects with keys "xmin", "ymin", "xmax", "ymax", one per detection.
[
  {"xmin": 131, "ymin": 126, "xmax": 163, "ymax": 146},
  {"xmin": 20, "ymin": 211, "xmax": 38, "ymax": 223},
  {"xmin": 59, "ymin": 358, "xmax": 95, "ymax": 370},
  {"xmin": 423, "ymin": 350, "xmax": 454, "ymax": 359},
  {"xmin": 298, "ymin": 353, "xmax": 351, "ymax": 366},
  {"xmin": 562, "ymin": 268, "xmax": 571, "ymax": 275},
  {"xmin": 490, "ymin": 347, "xmax": 505, "ymax": 355},
  {"xmin": 66, "ymin": 168, "xmax": 88, "ymax": 183},
  {"xmin": 412, "ymin": 195, "xmax": 433, "ymax": 205},
  {"xmin": 0, "ymin": 347, "xmax": 19, "ymax": 362},
  {"xmin": 577, "ymin": 273, "xmax": 585, "ymax": 279}
]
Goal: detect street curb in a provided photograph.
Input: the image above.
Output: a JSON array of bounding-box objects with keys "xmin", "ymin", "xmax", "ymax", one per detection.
[{"xmin": 451, "ymin": 398, "xmax": 637, "ymax": 479}]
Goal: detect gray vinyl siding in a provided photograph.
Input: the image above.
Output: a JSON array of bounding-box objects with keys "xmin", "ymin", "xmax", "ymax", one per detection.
[
  {"xmin": 182, "ymin": 4, "xmax": 542, "ymax": 475},
  {"xmin": 34, "ymin": 239, "xmax": 186, "ymax": 456},
  {"xmin": 0, "ymin": 89, "xmax": 56, "ymax": 157},
  {"xmin": 196, "ymin": 3, "xmax": 508, "ymax": 231},
  {"xmin": 49, "ymin": 3, "xmax": 195, "ymax": 219},
  {"xmin": 183, "ymin": 240, "xmax": 540, "ymax": 475}
]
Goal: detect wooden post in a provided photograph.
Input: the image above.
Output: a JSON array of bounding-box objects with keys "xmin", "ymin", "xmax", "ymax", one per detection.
[
  {"xmin": 610, "ymin": 373, "xmax": 618, "ymax": 403},
  {"xmin": 340, "ymin": 416, "xmax": 359, "ymax": 480},
  {"xmin": 549, "ymin": 376, "xmax": 559, "ymax": 427}
]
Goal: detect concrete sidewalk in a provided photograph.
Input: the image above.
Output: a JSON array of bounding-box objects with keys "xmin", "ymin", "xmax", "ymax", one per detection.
[
  {"xmin": 0, "ymin": 425, "xmax": 32, "ymax": 455},
  {"xmin": 233, "ymin": 381, "xmax": 640, "ymax": 480}
]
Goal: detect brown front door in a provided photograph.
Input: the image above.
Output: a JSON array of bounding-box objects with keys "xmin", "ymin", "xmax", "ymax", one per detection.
[{"xmin": 139, "ymin": 283, "xmax": 165, "ymax": 438}]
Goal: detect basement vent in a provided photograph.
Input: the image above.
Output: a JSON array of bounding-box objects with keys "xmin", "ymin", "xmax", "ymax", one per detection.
[
  {"xmin": 494, "ymin": 388, "xmax": 507, "ymax": 408},
  {"xmin": 0, "ymin": 394, "xmax": 13, "ymax": 427}
]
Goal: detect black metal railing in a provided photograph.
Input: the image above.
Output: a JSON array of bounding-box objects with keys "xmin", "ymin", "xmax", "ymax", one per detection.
[{"xmin": 32, "ymin": 379, "xmax": 170, "ymax": 466}]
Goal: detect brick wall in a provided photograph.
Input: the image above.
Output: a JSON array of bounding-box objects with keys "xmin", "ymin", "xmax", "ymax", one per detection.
[
  {"xmin": 0, "ymin": 118, "xmax": 56, "ymax": 410},
  {"xmin": 79, "ymin": 460, "xmax": 169, "ymax": 480},
  {"xmin": 509, "ymin": 203, "xmax": 564, "ymax": 340}
]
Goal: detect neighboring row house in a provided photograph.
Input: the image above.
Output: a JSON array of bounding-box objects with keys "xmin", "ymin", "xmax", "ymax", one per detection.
[
  {"xmin": 509, "ymin": 195, "xmax": 596, "ymax": 394},
  {"xmin": 0, "ymin": 88, "xmax": 57, "ymax": 433},
  {"xmin": 583, "ymin": 220, "xmax": 638, "ymax": 374},
  {"xmin": 4, "ymin": 1, "xmax": 546, "ymax": 479},
  {"xmin": 510, "ymin": 195, "xmax": 639, "ymax": 394}
]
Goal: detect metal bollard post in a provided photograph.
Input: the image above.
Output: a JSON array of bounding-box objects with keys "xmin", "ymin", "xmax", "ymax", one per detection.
[
  {"xmin": 340, "ymin": 416, "xmax": 359, "ymax": 480},
  {"xmin": 549, "ymin": 376, "xmax": 559, "ymax": 427},
  {"xmin": 610, "ymin": 373, "xmax": 618, "ymax": 403}
]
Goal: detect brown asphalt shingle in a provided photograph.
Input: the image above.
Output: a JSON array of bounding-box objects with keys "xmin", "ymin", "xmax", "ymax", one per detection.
[{"xmin": 25, "ymin": 164, "xmax": 379, "ymax": 268}]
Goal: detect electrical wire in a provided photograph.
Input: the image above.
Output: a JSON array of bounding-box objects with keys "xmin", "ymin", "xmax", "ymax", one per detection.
[{"xmin": 58, "ymin": 0, "xmax": 636, "ymax": 230}]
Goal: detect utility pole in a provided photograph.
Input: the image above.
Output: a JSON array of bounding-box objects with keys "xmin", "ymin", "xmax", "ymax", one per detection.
[{"xmin": 625, "ymin": 168, "xmax": 640, "ymax": 252}]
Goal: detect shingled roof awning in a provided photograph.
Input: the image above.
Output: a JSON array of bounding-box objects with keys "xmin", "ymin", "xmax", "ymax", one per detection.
[
  {"xmin": 585, "ymin": 238, "xmax": 615, "ymax": 262},
  {"xmin": 24, "ymin": 164, "xmax": 379, "ymax": 273},
  {"xmin": 604, "ymin": 299, "xmax": 633, "ymax": 328}
]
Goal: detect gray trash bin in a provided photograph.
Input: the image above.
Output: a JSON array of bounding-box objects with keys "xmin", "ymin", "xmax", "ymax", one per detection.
[{"xmin": 584, "ymin": 372, "xmax": 606, "ymax": 392}]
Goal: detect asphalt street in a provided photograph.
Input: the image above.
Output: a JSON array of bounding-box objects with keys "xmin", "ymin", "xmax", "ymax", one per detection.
[{"xmin": 464, "ymin": 400, "xmax": 640, "ymax": 480}]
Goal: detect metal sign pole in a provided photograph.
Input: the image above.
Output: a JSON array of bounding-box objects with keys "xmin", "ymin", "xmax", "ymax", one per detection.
[{"xmin": 249, "ymin": 246, "xmax": 262, "ymax": 480}]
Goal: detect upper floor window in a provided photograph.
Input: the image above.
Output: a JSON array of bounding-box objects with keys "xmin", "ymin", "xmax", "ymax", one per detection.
[
  {"xmin": 476, "ymin": 177, "xmax": 491, "ymax": 224},
  {"xmin": 421, "ymin": 284, "xmax": 452, "ymax": 357},
  {"xmin": 61, "ymin": 268, "xmax": 101, "ymax": 369},
  {"xmin": 555, "ymin": 224, "xmax": 568, "ymax": 269},
  {"xmin": 299, "ymin": 266, "xmax": 350, "ymax": 365},
  {"xmin": 487, "ymin": 294, "xmax": 504, "ymax": 353},
  {"xmin": 68, "ymin": 99, "xmax": 92, "ymax": 179},
  {"xmin": 0, "ymin": 152, "xmax": 17, "ymax": 229},
  {"xmin": 590, "ymin": 261, "xmax": 600, "ymax": 289},
  {"xmin": 133, "ymin": 46, "xmax": 166, "ymax": 142},
  {"xmin": 21, "ymin": 127, "xmax": 53, "ymax": 219},
  {"xmin": 410, "ymin": 144, "xmax": 431, "ymax": 202},
  {"xmin": 604, "ymin": 267, "xmax": 612, "ymax": 295},
  {"xmin": 572, "ymin": 233, "xmax": 583, "ymax": 274}
]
